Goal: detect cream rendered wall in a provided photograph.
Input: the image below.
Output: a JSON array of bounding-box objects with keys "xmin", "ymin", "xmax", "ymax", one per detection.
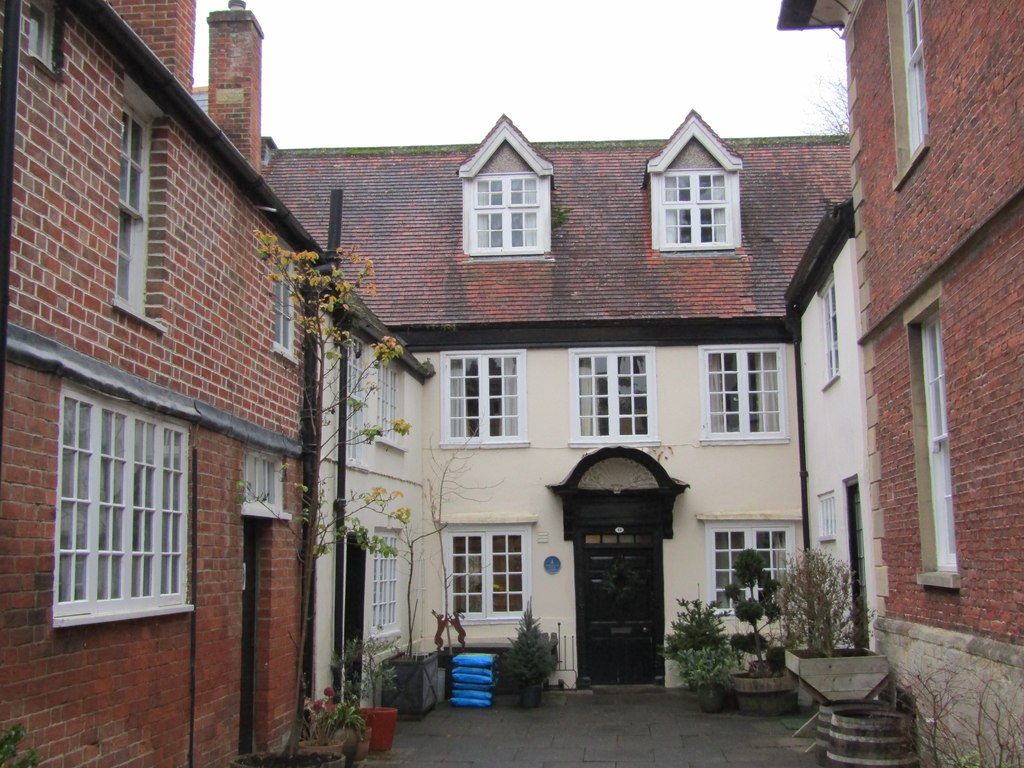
[
  {"xmin": 415, "ymin": 343, "xmax": 802, "ymax": 686},
  {"xmin": 313, "ymin": 358, "xmax": 426, "ymax": 693},
  {"xmin": 797, "ymin": 238, "xmax": 878, "ymax": 639}
]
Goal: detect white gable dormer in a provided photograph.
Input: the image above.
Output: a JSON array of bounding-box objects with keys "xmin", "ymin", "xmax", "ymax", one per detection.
[
  {"xmin": 647, "ymin": 112, "xmax": 743, "ymax": 253},
  {"xmin": 459, "ymin": 116, "xmax": 553, "ymax": 258}
]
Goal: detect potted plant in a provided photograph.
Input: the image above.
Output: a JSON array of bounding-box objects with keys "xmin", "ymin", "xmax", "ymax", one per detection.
[
  {"xmin": 723, "ymin": 549, "xmax": 797, "ymax": 716},
  {"xmin": 501, "ymin": 604, "xmax": 557, "ymax": 708},
  {"xmin": 662, "ymin": 598, "xmax": 740, "ymax": 712},
  {"xmin": 299, "ymin": 688, "xmax": 366, "ymax": 764},
  {"xmin": 345, "ymin": 636, "xmax": 399, "ymax": 753},
  {"xmin": 777, "ymin": 549, "xmax": 888, "ymax": 703}
]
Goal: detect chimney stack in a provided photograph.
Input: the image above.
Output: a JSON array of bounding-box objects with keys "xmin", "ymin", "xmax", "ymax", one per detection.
[
  {"xmin": 208, "ymin": 2, "xmax": 264, "ymax": 169},
  {"xmin": 109, "ymin": 0, "xmax": 197, "ymax": 89}
]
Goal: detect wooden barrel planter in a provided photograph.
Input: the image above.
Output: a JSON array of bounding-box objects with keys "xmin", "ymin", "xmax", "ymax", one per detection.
[
  {"xmin": 815, "ymin": 701, "xmax": 888, "ymax": 766},
  {"xmin": 827, "ymin": 708, "xmax": 918, "ymax": 768}
]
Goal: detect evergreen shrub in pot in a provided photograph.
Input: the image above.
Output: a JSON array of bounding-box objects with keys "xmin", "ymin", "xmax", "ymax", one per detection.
[{"xmin": 501, "ymin": 604, "xmax": 556, "ymax": 708}]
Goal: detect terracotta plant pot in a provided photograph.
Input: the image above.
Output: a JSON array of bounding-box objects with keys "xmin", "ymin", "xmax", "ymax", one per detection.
[
  {"xmin": 359, "ymin": 707, "xmax": 398, "ymax": 752},
  {"xmin": 230, "ymin": 752, "xmax": 346, "ymax": 767}
]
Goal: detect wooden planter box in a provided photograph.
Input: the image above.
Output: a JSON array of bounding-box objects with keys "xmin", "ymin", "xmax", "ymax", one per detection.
[
  {"xmin": 382, "ymin": 652, "xmax": 439, "ymax": 719},
  {"xmin": 784, "ymin": 648, "xmax": 889, "ymax": 704}
]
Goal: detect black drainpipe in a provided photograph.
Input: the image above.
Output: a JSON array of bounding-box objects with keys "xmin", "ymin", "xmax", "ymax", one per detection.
[
  {"xmin": 788, "ymin": 316, "xmax": 811, "ymax": 551},
  {"xmin": 0, "ymin": 0, "xmax": 24, "ymax": 480},
  {"xmin": 326, "ymin": 190, "xmax": 349, "ymax": 670}
]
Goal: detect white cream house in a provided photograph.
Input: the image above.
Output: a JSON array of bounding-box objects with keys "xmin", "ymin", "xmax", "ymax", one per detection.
[{"xmin": 267, "ymin": 113, "xmax": 851, "ymax": 688}]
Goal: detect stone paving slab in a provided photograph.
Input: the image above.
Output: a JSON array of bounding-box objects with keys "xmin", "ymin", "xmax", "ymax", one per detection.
[{"xmin": 363, "ymin": 689, "xmax": 817, "ymax": 767}]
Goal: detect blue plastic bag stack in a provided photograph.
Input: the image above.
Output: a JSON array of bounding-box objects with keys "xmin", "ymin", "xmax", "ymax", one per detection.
[{"xmin": 449, "ymin": 653, "xmax": 497, "ymax": 707}]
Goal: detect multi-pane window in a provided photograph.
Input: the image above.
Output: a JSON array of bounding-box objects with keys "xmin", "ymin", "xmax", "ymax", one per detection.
[
  {"xmin": 922, "ymin": 319, "xmax": 956, "ymax": 570},
  {"xmin": 702, "ymin": 345, "xmax": 786, "ymax": 440},
  {"xmin": 117, "ymin": 109, "xmax": 149, "ymax": 311},
  {"xmin": 241, "ymin": 453, "xmax": 285, "ymax": 519},
  {"xmin": 273, "ymin": 277, "xmax": 293, "ymax": 353},
  {"xmin": 442, "ymin": 351, "xmax": 525, "ymax": 446},
  {"xmin": 447, "ymin": 530, "xmax": 527, "ymax": 619},
  {"xmin": 708, "ymin": 525, "xmax": 792, "ymax": 610},
  {"xmin": 56, "ymin": 391, "xmax": 187, "ymax": 623},
  {"xmin": 27, "ymin": 0, "xmax": 54, "ymax": 67},
  {"xmin": 663, "ymin": 172, "xmax": 728, "ymax": 247},
  {"xmin": 346, "ymin": 340, "xmax": 367, "ymax": 465},
  {"xmin": 372, "ymin": 535, "xmax": 398, "ymax": 630},
  {"xmin": 903, "ymin": 0, "xmax": 928, "ymax": 152},
  {"xmin": 572, "ymin": 349, "xmax": 655, "ymax": 443},
  {"xmin": 377, "ymin": 363, "xmax": 400, "ymax": 442},
  {"xmin": 819, "ymin": 492, "xmax": 837, "ymax": 541},
  {"xmin": 822, "ymin": 279, "xmax": 840, "ymax": 382},
  {"xmin": 473, "ymin": 175, "xmax": 539, "ymax": 253}
]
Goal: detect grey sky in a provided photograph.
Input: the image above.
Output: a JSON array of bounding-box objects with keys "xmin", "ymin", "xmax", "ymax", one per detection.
[{"xmin": 193, "ymin": 0, "xmax": 847, "ymax": 149}]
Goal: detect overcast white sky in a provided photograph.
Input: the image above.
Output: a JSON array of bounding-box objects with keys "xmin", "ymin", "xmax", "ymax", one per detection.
[{"xmin": 192, "ymin": 0, "xmax": 847, "ymax": 149}]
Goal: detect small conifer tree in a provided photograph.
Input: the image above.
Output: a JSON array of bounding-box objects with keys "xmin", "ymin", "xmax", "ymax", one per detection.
[{"xmin": 502, "ymin": 604, "xmax": 556, "ymax": 687}]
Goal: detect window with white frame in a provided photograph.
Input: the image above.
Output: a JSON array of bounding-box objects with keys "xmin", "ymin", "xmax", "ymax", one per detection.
[
  {"xmin": 903, "ymin": 0, "xmax": 928, "ymax": 152},
  {"xmin": 819, "ymin": 492, "xmax": 837, "ymax": 541},
  {"xmin": 701, "ymin": 345, "xmax": 786, "ymax": 441},
  {"xmin": 822, "ymin": 278, "xmax": 840, "ymax": 382},
  {"xmin": 116, "ymin": 106, "xmax": 151, "ymax": 312},
  {"xmin": 371, "ymin": 535, "xmax": 398, "ymax": 630},
  {"xmin": 272, "ymin": 277, "xmax": 293, "ymax": 354},
  {"xmin": 241, "ymin": 452, "xmax": 286, "ymax": 519},
  {"xmin": 571, "ymin": 348, "xmax": 656, "ymax": 443},
  {"xmin": 922, "ymin": 318, "xmax": 956, "ymax": 570},
  {"xmin": 663, "ymin": 172, "xmax": 728, "ymax": 247},
  {"xmin": 27, "ymin": 0, "xmax": 55, "ymax": 67},
  {"xmin": 472, "ymin": 175, "xmax": 542, "ymax": 255},
  {"xmin": 55, "ymin": 390, "xmax": 188, "ymax": 623},
  {"xmin": 377, "ymin": 363, "xmax": 401, "ymax": 443},
  {"xmin": 442, "ymin": 351, "xmax": 526, "ymax": 446},
  {"xmin": 346, "ymin": 340, "xmax": 367, "ymax": 466},
  {"xmin": 706, "ymin": 524, "xmax": 794, "ymax": 611},
  {"xmin": 446, "ymin": 529, "xmax": 529, "ymax": 620}
]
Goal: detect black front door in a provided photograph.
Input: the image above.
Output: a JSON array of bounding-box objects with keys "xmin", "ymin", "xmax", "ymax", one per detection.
[{"xmin": 583, "ymin": 537, "xmax": 656, "ymax": 684}]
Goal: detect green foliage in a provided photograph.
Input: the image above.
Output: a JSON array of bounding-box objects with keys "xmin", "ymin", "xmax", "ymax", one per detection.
[
  {"xmin": 662, "ymin": 598, "xmax": 729, "ymax": 663},
  {"xmin": 0, "ymin": 725, "xmax": 38, "ymax": 768},
  {"xmin": 502, "ymin": 604, "xmax": 557, "ymax": 687},
  {"xmin": 722, "ymin": 549, "xmax": 782, "ymax": 676},
  {"xmin": 302, "ymin": 687, "xmax": 365, "ymax": 745},
  {"xmin": 342, "ymin": 635, "xmax": 399, "ymax": 707},
  {"xmin": 777, "ymin": 549, "xmax": 862, "ymax": 656},
  {"xmin": 672, "ymin": 646, "xmax": 741, "ymax": 691}
]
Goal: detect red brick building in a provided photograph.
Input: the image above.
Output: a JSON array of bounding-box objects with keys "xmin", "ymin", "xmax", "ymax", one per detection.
[
  {"xmin": 780, "ymin": 0, "xmax": 1024, "ymax": 750},
  {"xmin": 0, "ymin": 0, "xmax": 318, "ymax": 763}
]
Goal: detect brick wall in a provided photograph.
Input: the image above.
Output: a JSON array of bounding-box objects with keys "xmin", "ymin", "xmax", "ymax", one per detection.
[
  {"xmin": 1, "ymin": 4, "xmax": 305, "ymax": 765},
  {"xmin": 850, "ymin": 0, "xmax": 1024, "ymax": 646},
  {"xmin": 107, "ymin": 0, "xmax": 197, "ymax": 89}
]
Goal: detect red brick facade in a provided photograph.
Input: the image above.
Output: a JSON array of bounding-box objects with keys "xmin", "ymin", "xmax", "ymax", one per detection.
[
  {"xmin": 846, "ymin": 1, "xmax": 1024, "ymax": 643},
  {"xmin": 0, "ymin": 1, "xmax": 307, "ymax": 764}
]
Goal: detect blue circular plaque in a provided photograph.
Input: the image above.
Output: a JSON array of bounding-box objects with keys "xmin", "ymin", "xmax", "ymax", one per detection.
[{"xmin": 543, "ymin": 556, "xmax": 561, "ymax": 574}]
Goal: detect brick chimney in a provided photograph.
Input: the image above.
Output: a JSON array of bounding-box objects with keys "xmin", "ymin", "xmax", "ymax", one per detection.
[
  {"xmin": 109, "ymin": 0, "xmax": 197, "ymax": 89},
  {"xmin": 208, "ymin": 1, "xmax": 264, "ymax": 170}
]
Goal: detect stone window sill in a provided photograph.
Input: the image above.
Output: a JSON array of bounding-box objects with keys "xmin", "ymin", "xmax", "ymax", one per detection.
[{"xmin": 916, "ymin": 570, "xmax": 961, "ymax": 590}]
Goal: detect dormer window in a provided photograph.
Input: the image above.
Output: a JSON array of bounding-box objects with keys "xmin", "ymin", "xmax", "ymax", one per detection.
[
  {"xmin": 474, "ymin": 175, "xmax": 539, "ymax": 251},
  {"xmin": 460, "ymin": 116, "xmax": 553, "ymax": 258},
  {"xmin": 648, "ymin": 112, "xmax": 743, "ymax": 253}
]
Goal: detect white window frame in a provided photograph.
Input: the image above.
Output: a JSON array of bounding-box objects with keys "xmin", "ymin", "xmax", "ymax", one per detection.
[
  {"xmin": 464, "ymin": 173, "xmax": 550, "ymax": 257},
  {"xmin": 818, "ymin": 492, "xmax": 837, "ymax": 541},
  {"xmin": 441, "ymin": 350, "xmax": 527, "ymax": 448},
  {"xmin": 371, "ymin": 534, "xmax": 399, "ymax": 632},
  {"xmin": 272, "ymin": 276, "xmax": 294, "ymax": 356},
  {"xmin": 651, "ymin": 170, "xmax": 740, "ymax": 252},
  {"xmin": 241, "ymin": 452, "xmax": 287, "ymax": 520},
  {"xmin": 54, "ymin": 388, "xmax": 190, "ymax": 626},
  {"xmin": 700, "ymin": 344, "xmax": 788, "ymax": 442},
  {"xmin": 346, "ymin": 340, "xmax": 368, "ymax": 467},
  {"xmin": 569, "ymin": 347, "xmax": 658, "ymax": 446},
  {"xmin": 444, "ymin": 527, "xmax": 531, "ymax": 623},
  {"xmin": 377, "ymin": 362, "xmax": 402, "ymax": 446},
  {"xmin": 903, "ymin": 0, "xmax": 928, "ymax": 152},
  {"xmin": 116, "ymin": 106, "xmax": 150, "ymax": 313},
  {"xmin": 822, "ymin": 278, "xmax": 840, "ymax": 383},
  {"xmin": 27, "ymin": 0, "xmax": 55, "ymax": 68},
  {"xmin": 922, "ymin": 318, "xmax": 956, "ymax": 570},
  {"xmin": 705, "ymin": 523, "xmax": 795, "ymax": 611}
]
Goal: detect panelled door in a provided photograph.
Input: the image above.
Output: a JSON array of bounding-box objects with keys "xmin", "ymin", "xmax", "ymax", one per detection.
[{"xmin": 583, "ymin": 535, "xmax": 656, "ymax": 684}]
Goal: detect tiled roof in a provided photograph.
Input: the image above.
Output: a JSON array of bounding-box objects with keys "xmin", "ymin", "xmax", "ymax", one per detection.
[{"xmin": 263, "ymin": 135, "xmax": 849, "ymax": 331}]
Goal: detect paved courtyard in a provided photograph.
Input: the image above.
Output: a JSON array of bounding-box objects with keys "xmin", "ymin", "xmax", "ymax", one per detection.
[{"xmin": 366, "ymin": 689, "xmax": 817, "ymax": 768}]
